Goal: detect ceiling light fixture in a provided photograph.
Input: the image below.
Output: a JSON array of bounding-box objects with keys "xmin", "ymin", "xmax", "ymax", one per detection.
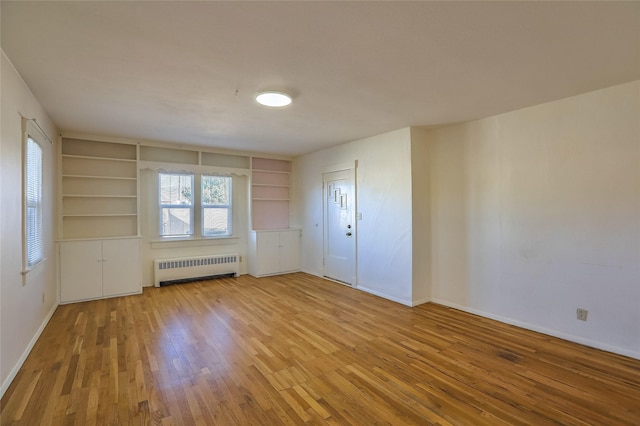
[{"xmin": 256, "ymin": 91, "xmax": 292, "ymax": 107}]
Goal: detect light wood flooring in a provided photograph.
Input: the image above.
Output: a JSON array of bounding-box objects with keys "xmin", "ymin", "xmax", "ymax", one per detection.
[{"xmin": 2, "ymin": 272, "xmax": 639, "ymax": 425}]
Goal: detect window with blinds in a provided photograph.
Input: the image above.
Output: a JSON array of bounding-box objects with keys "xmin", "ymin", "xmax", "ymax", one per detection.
[{"xmin": 25, "ymin": 137, "xmax": 44, "ymax": 269}]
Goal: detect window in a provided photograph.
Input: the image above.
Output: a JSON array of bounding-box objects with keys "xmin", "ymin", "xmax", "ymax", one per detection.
[
  {"xmin": 159, "ymin": 173, "xmax": 233, "ymax": 238},
  {"xmin": 24, "ymin": 137, "xmax": 44, "ymax": 269},
  {"xmin": 202, "ymin": 176, "xmax": 232, "ymax": 236},
  {"xmin": 159, "ymin": 173, "xmax": 193, "ymax": 237}
]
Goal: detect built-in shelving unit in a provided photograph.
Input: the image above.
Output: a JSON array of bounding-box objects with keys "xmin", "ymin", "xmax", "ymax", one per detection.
[
  {"xmin": 251, "ymin": 157, "xmax": 291, "ymax": 230},
  {"xmin": 58, "ymin": 138, "xmax": 299, "ymax": 288},
  {"xmin": 61, "ymin": 138, "xmax": 139, "ymax": 239}
]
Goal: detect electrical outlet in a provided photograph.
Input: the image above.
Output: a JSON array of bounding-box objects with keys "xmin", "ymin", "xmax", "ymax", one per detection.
[{"xmin": 577, "ymin": 308, "xmax": 588, "ymax": 321}]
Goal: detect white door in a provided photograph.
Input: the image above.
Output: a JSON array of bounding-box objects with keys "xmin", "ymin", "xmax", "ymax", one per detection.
[
  {"xmin": 102, "ymin": 239, "xmax": 141, "ymax": 297},
  {"xmin": 256, "ymin": 231, "xmax": 281, "ymax": 276},
  {"xmin": 279, "ymin": 229, "xmax": 301, "ymax": 273},
  {"xmin": 60, "ymin": 240, "xmax": 103, "ymax": 302},
  {"xmin": 323, "ymin": 169, "xmax": 356, "ymax": 285}
]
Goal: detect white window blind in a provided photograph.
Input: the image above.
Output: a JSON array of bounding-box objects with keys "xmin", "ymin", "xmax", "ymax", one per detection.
[{"xmin": 25, "ymin": 137, "xmax": 44, "ymax": 269}]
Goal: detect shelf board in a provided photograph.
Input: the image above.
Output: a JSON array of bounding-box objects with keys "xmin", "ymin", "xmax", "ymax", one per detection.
[
  {"xmin": 57, "ymin": 235, "xmax": 142, "ymax": 242},
  {"xmin": 63, "ymin": 214, "xmax": 137, "ymax": 218},
  {"xmin": 62, "ymin": 194, "xmax": 137, "ymax": 198},
  {"xmin": 62, "ymin": 174, "xmax": 136, "ymax": 180},
  {"xmin": 62, "ymin": 154, "xmax": 136, "ymax": 162},
  {"xmin": 252, "ymin": 168, "xmax": 291, "ymax": 174}
]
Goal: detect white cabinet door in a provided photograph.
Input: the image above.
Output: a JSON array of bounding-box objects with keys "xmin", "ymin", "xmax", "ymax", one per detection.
[
  {"xmin": 60, "ymin": 240, "xmax": 103, "ymax": 302},
  {"xmin": 279, "ymin": 229, "xmax": 300, "ymax": 273},
  {"xmin": 249, "ymin": 230, "xmax": 301, "ymax": 277},
  {"xmin": 60, "ymin": 238, "xmax": 141, "ymax": 303},
  {"xmin": 102, "ymin": 239, "xmax": 140, "ymax": 297},
  {"xmin": 256, "ymin": 231, "xmax": 281, "ymax": 276}
]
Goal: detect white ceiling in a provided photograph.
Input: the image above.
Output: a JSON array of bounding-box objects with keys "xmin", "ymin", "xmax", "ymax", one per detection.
[{"xmin": 2, "ymin": 1, "xmax": 639, "ymax": 156}]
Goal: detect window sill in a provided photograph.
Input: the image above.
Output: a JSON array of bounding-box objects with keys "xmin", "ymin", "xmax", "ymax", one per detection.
[
  {"xmin": 149, "ymin": 236, "xmax": 239, "ymax": 249},
  {"xmin": 22, "ymin": 257, "xmax": 47, "ymax": 275}
]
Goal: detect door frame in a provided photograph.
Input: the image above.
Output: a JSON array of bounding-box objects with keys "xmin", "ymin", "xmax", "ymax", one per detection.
[{"xmin": 322, "ymin": 161, "xmax": 358, "ymax": 287}]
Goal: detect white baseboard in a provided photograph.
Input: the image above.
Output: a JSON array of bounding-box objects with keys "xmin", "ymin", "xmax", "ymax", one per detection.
[
  {"xmin": 299, "ymin": 272, "xmax": 638, "ymax": 358},
  {"xmin": 300, "ymin": 268, "xmax": 322, "ymax": 278},
  {"xmin": 411, "ymin": 297, "xmax": 431, "ymax": 307},
  {"xmin": 430, "ymin": 298, "xmax": 640, "ymax": 361},
  {"xmin": 356, "ymin": 285, "xmax": 413, "ymax": 307},
  {"xmin": 1, "ymin": 302, "xmax": 58, "ymax": 398},
  {"xmin": 301, "ymin": 269, "xmax": 430, "ymax": 308}
]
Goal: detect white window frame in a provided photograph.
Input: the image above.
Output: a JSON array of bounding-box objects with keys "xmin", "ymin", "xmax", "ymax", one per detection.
[
  {"xmin": 23, "ymin": 136, "xmax": 44, "ymax": 272},
  {"xmin": 201, "ymin": 175, "xmax": 232, "ymax": 237},
  {"xmin": 159, "ymin": 173, "xmax": 194, "ymax": 237},
  {"xmin": 158, "ymin": 172, "xmax": 234, "ymax": 239}
]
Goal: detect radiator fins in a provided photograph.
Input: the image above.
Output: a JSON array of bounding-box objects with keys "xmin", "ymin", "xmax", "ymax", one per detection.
[{"xmin": 153, "ymin": 254, "xmax": 240, "ymax": 287}]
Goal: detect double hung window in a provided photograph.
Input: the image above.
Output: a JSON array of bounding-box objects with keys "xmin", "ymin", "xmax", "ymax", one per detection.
[
  {"xmin": 159, "ymin": 173, "xmax": 194, "ymax": 237},
  {"xmin": 202, "ymin": 175, "xmax": 232, "ymax": 237},
  {"xmin": 24, "ymin": 137, "xmax": 44, "ymax": 269},
  {"xmin": 159, "ymin": 173, "xmax": 232, "ymax": 238}
]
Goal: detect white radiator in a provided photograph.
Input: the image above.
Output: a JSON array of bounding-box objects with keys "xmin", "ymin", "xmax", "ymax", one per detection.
[{"xmin": 154, "ymin": 253, "xmax": 239, "ymax": 287}]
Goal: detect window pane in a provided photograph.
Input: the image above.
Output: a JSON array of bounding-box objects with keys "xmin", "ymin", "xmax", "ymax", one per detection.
[
  {"xmin": 202, "ymin": 176, "xmax": 230, "ymax": 206},
  {"xmin": 25, "ymin": 138, "xmax": 43, "ymax": 268},
  {"xmin": 159, "ymin": 173, "xmax": 193, "ymax": 236},
  {"xmin": 161, "ymin": 207, "xmax": 192, "ymax": 236},
  {"xmin": 160, "ymin": 173, "xmax": 192, "ymax": 205},
  {"xmin": 203, "ymin": 207, "xmax": 229, "ymax": 236}
]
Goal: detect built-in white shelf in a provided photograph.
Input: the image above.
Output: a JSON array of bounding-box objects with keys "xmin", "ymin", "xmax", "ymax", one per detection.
[
  {"xmin": 63, "ymin": 213, "xmax": 138, "ymax": 217},
  {"xmin": 60, "ymin": 138, "xmax": 139, "ymax": 240},
  {"xmin": 62, "ymin": 194, "xmax": 137, "ymax": 198},
  {"xmin": 251, "ymin": 157, "xmax": 292, "ymax": 230},
  {"xmin": 62, "ymin": 154, "xmax": 137, "ymax": 162},
  {"xmin": 62, "ymin": 174, "xmax": 137, "ymax": 180},
  {"xmin": 251, "ymin": 168, "xmax": 291, "ymax": 174}
]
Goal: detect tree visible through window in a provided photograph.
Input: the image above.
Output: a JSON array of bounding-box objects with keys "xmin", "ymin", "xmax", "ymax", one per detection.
[
  {"xmin": 25, "ymin": 137, "xmax": 44, "ymax": 269},
  {"xmin": 202, "ymin": 176, "xmax": 232, "ymax": 236},
  {"xmin": 159, "ymin": 173, "xmax": 193, "ymax": 236},
  {"xmin": 158, "ymin": 173, "xmax": 232, "ymax": 238}
]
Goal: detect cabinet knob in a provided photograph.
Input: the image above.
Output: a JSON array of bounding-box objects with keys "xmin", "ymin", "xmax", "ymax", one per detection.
[{"xmin": 346, "ymin": 232, "xmax": 352, "ymax": 237}]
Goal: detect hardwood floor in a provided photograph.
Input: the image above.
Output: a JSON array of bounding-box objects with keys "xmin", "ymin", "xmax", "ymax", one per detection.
[{"xmin": 2, "ymin": 273, "xmax": 639, "ymax": 425}]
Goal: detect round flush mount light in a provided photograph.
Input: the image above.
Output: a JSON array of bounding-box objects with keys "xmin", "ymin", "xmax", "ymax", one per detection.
[{"xmin": 255, "ymin": 91, "xmax": 292, "ymax": 107}]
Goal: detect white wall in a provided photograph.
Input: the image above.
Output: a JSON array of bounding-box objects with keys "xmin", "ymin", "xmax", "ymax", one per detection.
[
  {"xmin": 1, "ymin": 51, "xmax": 59, "ymax": 396},
  {"xmin": 428, "ymin": 81, "xmax": 640, "ymax": 358},
  {"xmin": 410, "ymin": 128, "xmax": 431, "ymax": 304},
  {"xmin": 292, "ymin": 128, "xmax": 415, "ymax": 305}
]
